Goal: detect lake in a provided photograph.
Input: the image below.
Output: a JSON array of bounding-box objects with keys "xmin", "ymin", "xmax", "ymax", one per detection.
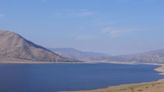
[{"xmin": 0, "ymin": 63, "xmax": 163, "ymax": 92}]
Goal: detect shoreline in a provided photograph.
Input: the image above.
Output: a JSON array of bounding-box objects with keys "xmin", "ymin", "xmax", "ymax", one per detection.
[
  {"xmin": 1, "ymin": 61, "xmax": 164, "ymax": 74},
  {"xmin": 155, "ymin": 65, "xmax": 164, "ymax": 75},
  {"xmin": 72, "ymin": 65, "xmax": 164, "ymax": 92},
  {"xmin": 0, "ymin": 60, "xmax": 163, "ymax": 65},
  {"xmin": 0, "ymin": 61, "xmax": 163, "ymax": 74},
  {"xmin": 59, "ymin": 63, "xmax": 164, "ymax": 92},
  {"xmin": 0, "ymin": 61, "xmax": 164, "ymax": 92},
  {"xmin": 75, "ymin": 79, "xmax": 164, "ymax": 92}
]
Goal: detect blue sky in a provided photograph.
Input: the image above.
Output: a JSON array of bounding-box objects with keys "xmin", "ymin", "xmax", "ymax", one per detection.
[{"xmin": 0, "ymin": 0, "xmax": 164, "ymax": 55}]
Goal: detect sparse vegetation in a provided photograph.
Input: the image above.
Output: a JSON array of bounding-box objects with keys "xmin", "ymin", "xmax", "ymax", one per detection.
[{"xmin": 72, "ymin": 80, "xmax": 164, "ymax": 92}]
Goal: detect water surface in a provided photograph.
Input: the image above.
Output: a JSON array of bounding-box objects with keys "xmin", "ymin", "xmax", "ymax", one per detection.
[{"xmin": 0, "ymin": 63, "xmax": 163, "ymax": 92}]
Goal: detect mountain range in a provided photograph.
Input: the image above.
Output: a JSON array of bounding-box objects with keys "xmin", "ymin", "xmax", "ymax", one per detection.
[
  {"xmin": 111, "ymin": 49, "xmax": 164, "ymax": 64},
  {"xmin": 0, "ymin": 30, "xmax": 164, "ymax": 64},
  {"xmin": 50, "ymin": 48, "xmax": 109, "ymax": 62},
  {"xmin": 51, "ymin": 48, "xmax": 164, "ymax": 64}
]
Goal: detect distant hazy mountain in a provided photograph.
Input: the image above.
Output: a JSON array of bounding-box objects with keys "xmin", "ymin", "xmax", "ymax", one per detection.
[
  {"xmin": 50, "ymin": 48, "xmax": 109, "ymax": 62},
  {"xmin": 0, "ymin": 30, "xmax": 71, "ymax": 62},
  {"xmin": 51, "ymin": 48, "xmax": 164, "ymax": 64},
  {"xmin": 110, "ymin": 49, "xmax": 164, "ymax": 64}
]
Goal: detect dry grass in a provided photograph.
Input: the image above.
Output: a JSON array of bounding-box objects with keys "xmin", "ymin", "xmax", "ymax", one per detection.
[{"xmin": 70, "ymin": 80, "xmax": 164, "ymax": 92}]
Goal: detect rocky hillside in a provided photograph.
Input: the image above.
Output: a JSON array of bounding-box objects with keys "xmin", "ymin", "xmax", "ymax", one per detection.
[{"xmin": 0, "ymin": 30, "xmax": 70, "ymax": 62}]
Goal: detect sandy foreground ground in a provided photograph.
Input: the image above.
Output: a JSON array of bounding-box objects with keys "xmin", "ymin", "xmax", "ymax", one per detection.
[
  {"xmin": 70, "ymin": 65, "xmax": 164, "ymax": 92},
  {"xmin": 75, "ymin": 80, "xmax": 164, "ymax": 92}
]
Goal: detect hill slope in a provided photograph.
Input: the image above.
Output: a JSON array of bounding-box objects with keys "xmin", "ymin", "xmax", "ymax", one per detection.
[
  {"xmin": 0, "ymin": 30, "xmax": 69, "ymax": 62},
  {"xmin": 51, "ymin": 48, "xmax": 109, "ymax": 62},
  {"xmin": 109, "ymin": 49, "xmax": 164, "ymax": 64}
]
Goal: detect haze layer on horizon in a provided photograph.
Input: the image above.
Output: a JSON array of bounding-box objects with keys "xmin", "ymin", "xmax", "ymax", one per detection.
[{"xmin": 0, "ymin": 0, "xmax": 164, "ymax": 55}]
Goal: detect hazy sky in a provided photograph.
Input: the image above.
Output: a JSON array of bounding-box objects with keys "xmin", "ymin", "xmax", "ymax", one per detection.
[{"xmin": 0, "ymin": 0, "xmax": 164, "ymax": 55}]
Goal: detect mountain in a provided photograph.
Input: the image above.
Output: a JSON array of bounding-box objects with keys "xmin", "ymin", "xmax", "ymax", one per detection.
[
  {"xmin": 50, "ymin": 48, "xmax": 109, "ymax": 62},
  {"xmin": 109, "ymin": 49, "xmax": 164, "ymax": 64},
  {"xmin": 51, "ymin": 47, "xmax": 164, "ymax": 64},
  {"xmin": 2, "ymin": 30, "xmax": 163, "ymax": 64},
  {"xmin": 50, "ymin": 48, "xmax": 164, "ymax": 64},
  {"xmin": 0, "ymin": 30, "xmax": 71, "ymax": 62}
]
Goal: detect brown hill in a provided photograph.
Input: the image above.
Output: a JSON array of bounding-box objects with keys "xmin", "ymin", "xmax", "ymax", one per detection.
[{"xmin": 0, "ymin": 30, "xmax": 69, "ymax": 62}]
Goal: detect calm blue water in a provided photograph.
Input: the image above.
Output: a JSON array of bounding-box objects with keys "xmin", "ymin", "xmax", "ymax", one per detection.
[{"xmin": 0, "ymin": 63, "xmax": 163, "ymax": 92}]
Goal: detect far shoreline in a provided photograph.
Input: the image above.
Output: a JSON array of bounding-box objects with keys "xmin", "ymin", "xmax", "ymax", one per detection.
[
  {"xmin": 155, "ymin": 65, "xmax": 164, "ymax": 75},
  {"xmin": 0, "ymin": 61, "xmax": 163, "ymax": 76},
  {"xmin": 0, "ymin": 60, "xmax": 163, "ymax": 65}
]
